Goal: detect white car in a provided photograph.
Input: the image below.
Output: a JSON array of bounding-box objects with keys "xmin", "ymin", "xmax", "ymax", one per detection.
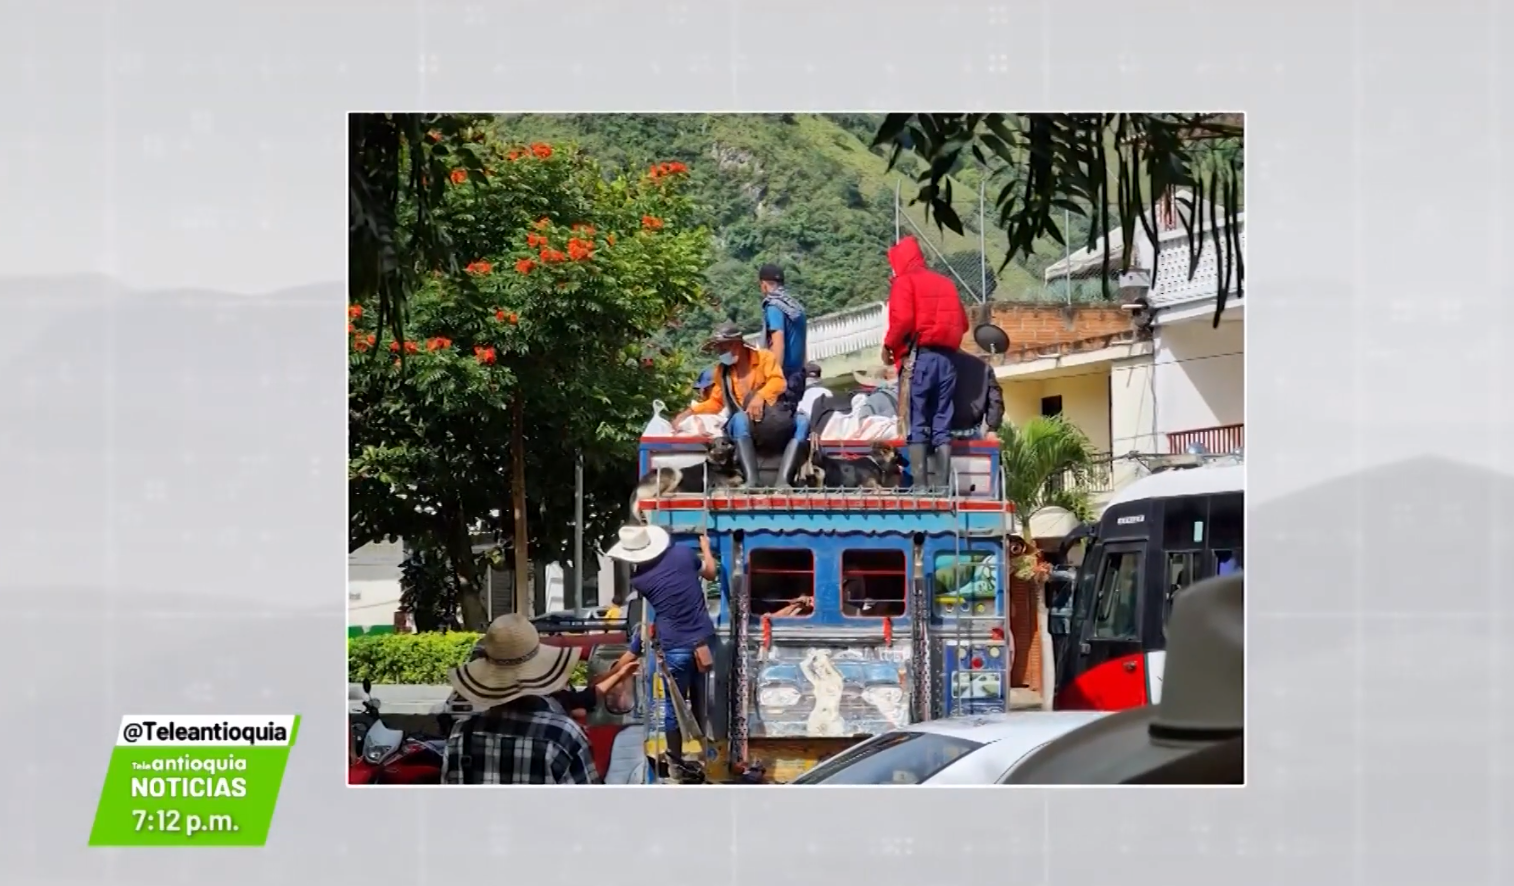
[{"xmin": 788, "ymin": 711, "xmax": 1112, "ymax": 785}]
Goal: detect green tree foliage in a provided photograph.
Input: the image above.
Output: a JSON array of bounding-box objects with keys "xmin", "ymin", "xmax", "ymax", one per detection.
[
  {"xmin": 349, "ymin": 130, "xmax": 710, "ymax": 628},
  {"xmin": 872, "ymin": 113, "xmax": 1244, "ymax": 324},
  {"xmin": 998, "ymin": 416, "xmax": 1101, "ymax": 574}
]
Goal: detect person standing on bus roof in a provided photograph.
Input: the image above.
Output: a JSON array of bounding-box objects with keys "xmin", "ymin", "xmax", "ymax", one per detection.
[
  {"xmin": 606, "ymin": 525, "xmax": 718, "ymax": 775},
  {"xmin": 758, "ymin": 263, "xmax": 808, "ymax": 409},
  {"xmin": 881, "ymin": 235, "xmax": 970, "ymax": 489}
]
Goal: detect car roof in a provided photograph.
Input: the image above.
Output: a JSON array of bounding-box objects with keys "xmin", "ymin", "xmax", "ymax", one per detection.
[{"xmin": 894, "ymin": 711, "xmax": 1111, "ymax": 743}]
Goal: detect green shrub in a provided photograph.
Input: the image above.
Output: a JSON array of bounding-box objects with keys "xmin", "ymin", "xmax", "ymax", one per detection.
[{"xmin": 348, "ymin": 632, "xmax": 590, "ymax": 686}]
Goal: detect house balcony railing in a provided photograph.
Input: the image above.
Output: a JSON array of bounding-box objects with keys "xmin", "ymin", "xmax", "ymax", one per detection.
[
  {"xmin": 1167, "ymin": 423, "xmax": 1244, "ymax": 455},
  {"xmin": 1045, "ymin": 453, "xmax": 1117, "ymax": 497},
  {"xmin": 1150, "ymin": 214, "xmax": 1245, "ymax": 312},
  {"xmin": 745, "ymin": 301, "xmax": 887, "ymax": 361}
]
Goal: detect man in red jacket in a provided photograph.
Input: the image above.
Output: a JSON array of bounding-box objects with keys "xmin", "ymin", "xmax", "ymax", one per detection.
[{"xmin": 882, "ymin": 235, "xmax": 970, "ymax": 491}]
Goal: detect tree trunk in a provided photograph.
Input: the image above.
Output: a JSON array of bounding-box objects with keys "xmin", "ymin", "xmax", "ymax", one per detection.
[
  {"xmin": 511, "ymin": 395, "xmax": 531, "ymax": 619},
  {"xmin": 450, "ymin": 508, "xmax": 488, "ymax": 631}
]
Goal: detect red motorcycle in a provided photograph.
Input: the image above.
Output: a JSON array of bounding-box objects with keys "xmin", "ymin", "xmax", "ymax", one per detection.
[{"xmin": 348, "ymin": 680, "xmax": 447, "ymax": 785}]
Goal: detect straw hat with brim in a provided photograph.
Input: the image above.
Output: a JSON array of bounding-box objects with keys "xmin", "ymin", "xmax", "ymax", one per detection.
[
  {"xmin": 701, "ymin": 322, "xmax": 748, "ymax": 353},
  {"xmin": 1001, "ymin": 571, "xmax": 1243, "ymax": 784},
  {"xmin": 447, "ymin": 613, "xmax": 582, "ymax": 710},
  {"xmin": 605, "ymin": 524, "xmax": 672, "ymax": 564}
]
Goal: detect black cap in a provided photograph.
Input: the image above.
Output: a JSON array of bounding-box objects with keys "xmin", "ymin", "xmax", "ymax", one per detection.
[{"xmin": 758, "ymin": 263, "xmax": 784, "ymax": 284}]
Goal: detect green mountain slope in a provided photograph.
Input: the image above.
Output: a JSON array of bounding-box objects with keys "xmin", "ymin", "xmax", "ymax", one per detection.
[{"xmin": 491, "ymin": 113, "xmax": 1045, "ymax": 352}]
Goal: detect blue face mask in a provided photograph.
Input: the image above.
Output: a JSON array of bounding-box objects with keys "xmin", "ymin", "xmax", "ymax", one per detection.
[{"xmin": 717, "ymin": 351, "xmax": 738, "ymax": 366}]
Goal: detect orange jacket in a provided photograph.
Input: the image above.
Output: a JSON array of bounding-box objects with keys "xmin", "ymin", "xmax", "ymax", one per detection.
[{"xmin": 690, "ymin": 347, "xmax": 788, "ymax": 415}]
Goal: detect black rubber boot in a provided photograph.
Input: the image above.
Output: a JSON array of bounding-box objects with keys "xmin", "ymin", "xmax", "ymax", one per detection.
[
  {"xmin": 733, "ymin": 436, "xmax": 761, "ymax": 488},
  {"xmin": 907, "ymin": 443, "xmax": 930, "ymax": 492},
  {"xmin": 929, "ymin": 446, "xmax": 954, "ymax": 494},
  {"xmin": 775, "ymin": 439, "xmax": 802, "ymax": 489}
]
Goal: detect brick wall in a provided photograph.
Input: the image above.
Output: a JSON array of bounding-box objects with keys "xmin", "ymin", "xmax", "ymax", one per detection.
[{"xmin": 962, "ymin": 303, "xmax": 1135, "ymax": 362}]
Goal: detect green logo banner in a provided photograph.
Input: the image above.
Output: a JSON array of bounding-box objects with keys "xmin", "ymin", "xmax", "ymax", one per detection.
[{"xmin": 88, "ymin": 715, "xmax": 300, "ymax": 847}]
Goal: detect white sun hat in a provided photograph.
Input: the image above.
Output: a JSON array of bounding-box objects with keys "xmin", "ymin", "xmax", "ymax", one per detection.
[
  {"xmin": 605, "ymin": 523, "xmax": 672, "ymax": 564},
  {"xmin": 1001, "ymin": 571, "xmax": 1243, "ymax": 784},
  {"xmin": 446, "ymin": 613, "xmax": 582, "ymax": 710}
]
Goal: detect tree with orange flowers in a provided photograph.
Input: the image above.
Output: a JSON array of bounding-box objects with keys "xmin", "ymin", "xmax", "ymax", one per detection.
[{"xmin": 349, "ymin": 131, "xmax": 709, "ymax": 629}]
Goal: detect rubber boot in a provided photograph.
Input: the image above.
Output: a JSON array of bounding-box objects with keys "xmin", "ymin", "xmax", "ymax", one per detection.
[
  {"xmin": 907, "ymin": 443, "xmax": 930, "ymax": 492},
  {"xmin": 733, "ymin": 436, "xmax": 761, "ymax": 488},
  {"xmin": 930, "ymin": 446, "xmax": 954, "ymax": 494},
  {"xmin": 775, "ymin": 438, "xmax": 802, "ymax": 489}
]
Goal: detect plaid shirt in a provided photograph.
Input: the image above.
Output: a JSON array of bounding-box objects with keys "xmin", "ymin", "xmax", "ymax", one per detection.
[{"xmin": 441, "ymin": 694, "xmax": 600, "ymax": 785}]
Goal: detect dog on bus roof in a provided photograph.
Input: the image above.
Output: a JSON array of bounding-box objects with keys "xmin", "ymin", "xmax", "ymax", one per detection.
[
  {"xmin": 795, "ymin": 441, "xmax": 904, "ymax": 490},
  {"xmin": 629, "ymin": 435, "xmax": 744, "ymax": 523}
]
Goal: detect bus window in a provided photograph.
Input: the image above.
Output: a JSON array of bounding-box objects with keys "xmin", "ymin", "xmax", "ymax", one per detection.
[
  {"xmin": 841, "ymin": 550, "xmax": 907, "ymax": 618},
  {"xmin": 1213, "ymin": 549, "xmax": 1242, "ymax": 576},
  {"xmin": 1210, "ymin": 493, "xmax": 1243, "ymax": 550},
  {"xmin": 1163, "ymin": 496, "xmax": 1208, "ymax": 549},
  {"xmin": 1092, "ymin": 550, "xmax": 1142, "ymax": 640},
  {"xmin": 1163, "ymin": 551, "xmax": 1198, "ymax": 629},
  {"xmin": 748, "ymin": 549, "xmax": 815, "ymax": 617}
]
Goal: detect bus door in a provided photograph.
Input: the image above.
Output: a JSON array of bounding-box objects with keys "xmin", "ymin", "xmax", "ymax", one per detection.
[{"xmin": 1058, "ymin": 540, "xmax": 1151, "ymax": 710}]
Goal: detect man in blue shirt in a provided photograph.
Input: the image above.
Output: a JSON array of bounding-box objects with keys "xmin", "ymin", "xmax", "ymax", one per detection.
[
  {"xmin": 758, "ymin": 263, "xmax": 810, "ymax": 486},
  {"xmin": 606, "ymin": 523, "xmax": 718, "ymax": 774}
]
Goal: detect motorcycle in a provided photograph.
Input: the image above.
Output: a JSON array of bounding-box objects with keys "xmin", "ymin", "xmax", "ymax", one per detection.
[{"xmin": 348, "ymin": 680, "xmax": 448, "ymax": 785}]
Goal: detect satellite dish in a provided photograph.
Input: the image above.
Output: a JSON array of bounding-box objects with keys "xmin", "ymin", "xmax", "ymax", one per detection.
[{"xmin": 973, "ymin": 323, "xmax": 1010, "ymax": 355}]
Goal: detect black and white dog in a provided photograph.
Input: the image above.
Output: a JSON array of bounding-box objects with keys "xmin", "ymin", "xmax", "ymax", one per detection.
[
  {"xmin": 794, "ymin": 441, "xmax": 905, "ymax": 490},
  {"xmin": 629, "ymin": 436, "xmax": 744, "ymax": 523}
]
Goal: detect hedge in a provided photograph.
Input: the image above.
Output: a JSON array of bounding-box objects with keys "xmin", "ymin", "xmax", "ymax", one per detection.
[{"xmin": 348, "ymin": 632, "xmax": 589, "ymax": 686}]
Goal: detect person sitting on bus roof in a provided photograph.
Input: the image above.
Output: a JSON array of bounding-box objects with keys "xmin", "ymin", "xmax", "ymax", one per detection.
[
  {"xmin": 796, "ymin": 361, "xmax": 830, "ymax": 419},
  {"xmin": 946, "ymin": 349, "xmax": 1005, "ymax": 440},
  {"xmin": 882, "ymin": 234, "xmax": 970, "ymax": 490},
  {"xmin": 691, "ymin": 366, "xmax": 716, "ymax": 407},
  {"xmin": 675, "ymin": 321, "xmax": 808, "ymax": 488},
  {"xmin": 606, "ymin": 526, "xmax": 719, "ymax": 775}
]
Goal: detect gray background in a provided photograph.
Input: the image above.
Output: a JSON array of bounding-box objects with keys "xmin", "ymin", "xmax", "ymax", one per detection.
[{"xmin": 0, "ymin": 0, "xmax": 1509, "ymax": 882}]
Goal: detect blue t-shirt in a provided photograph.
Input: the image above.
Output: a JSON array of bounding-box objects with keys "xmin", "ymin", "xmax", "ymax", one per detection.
[
  {"xmin": 627, "ymin": 544, "xmax": 716, "ymax": 655},
  {"xmin": 763, "ymin": 303, "xmax": 808, "ymax": 385}
]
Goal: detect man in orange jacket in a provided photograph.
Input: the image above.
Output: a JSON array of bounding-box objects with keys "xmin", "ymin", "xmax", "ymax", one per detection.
[{"xmin": 674, "ymin": 322, "xmax": 801, "ymax": 486}]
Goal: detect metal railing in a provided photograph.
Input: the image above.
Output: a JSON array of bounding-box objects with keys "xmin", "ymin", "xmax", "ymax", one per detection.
[
  {"xmin": 1043, "ymin": 453, "xmax": 1117, "ymax": 496},
  {"xmin": 744, "ymin": 301, "xmax": 887, "ymax": 361},
  {"xmin": 1166, "ymin": 423, "xmax": 1244, "ymax": 455}
]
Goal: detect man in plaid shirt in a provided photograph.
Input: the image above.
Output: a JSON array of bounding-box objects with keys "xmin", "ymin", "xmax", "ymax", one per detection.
[{"xmin": 441, "ymin": 613, "xmax": 600, "ymax": 785}]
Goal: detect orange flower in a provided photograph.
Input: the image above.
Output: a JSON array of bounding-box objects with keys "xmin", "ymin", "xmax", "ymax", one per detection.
[
  {"xmin": 566, "ymin": 238, "xmax": 594, "ymax": 261},
  {"xmin": 507, "ymin": 311, "xmax": 518, "ymax": 324},
  {"xmin": 353, "ymin": 338, "xmax": 370, "ymax": 352},
  {"xmin": 347, "ymin": 322, "xmax": 355, "ymax": 333},
  {"xmin": 607, "ymin": 233, "xmax": 616, "ymax": 246},
  {"xmin": 474, "ymin": 346, "xmax": 498, "ymax": 365},
  {"xmin": 540, "ymin": 248, "xmax": 566, "ymax": 263},
  {"xmin": 404, "ymin": 340, "xmax": 418, "ymax": 354},
  {"xmin": 571, "ymin": 223, "xmax": 596, "ymax": 235},
  {"xmin": 426, "ymin": 336, "xmax": 452, "ymax": 351},
  {"xmin": 495, "ymin": 309, "xmax": 506, "ymax": 322},
  {"xmin": 466, "ymin": 260, "xmax": 493, "ymax": 275},
  {"xmin": 426, "ymin": 130, "xmax": 442, "ymax": 143},
  {"xmin": 364, "ymin": 333, "xmax": 377, "ymax": 346},
  {"xmin": 348, "ymin": 304, "xmax": 363, "ymax": 319},
  {"xmin": 515, "ymin": 258, "xmax": 536, "ymax": 274},
  {"xmin": 390, "ymin": 340, "xmax": 401, "ymax": 352},
  {"xmin": 449, "ymin": 168, "xmax": 468, "ymax": 185},
  {"xmin": 526, "ymin": 232, "xmax": 546, "ymax": 248},
  {"xmin": 667, "ymin": 161, "xmax": 687, "ymax": 174},
  {"xmin": 535, "ymin": 217, "xmax": 551, "ymax": 230},
  {"xmin": 641, "ymin": 215, "xmax": 663, "ymax": 230},
  {"xmin": 507, "ymin": 149, "xmax": 522, "ymax": 161},
  {"xmin": 530, "ymin": 142, "xmax": 553, "ymax": 159}
]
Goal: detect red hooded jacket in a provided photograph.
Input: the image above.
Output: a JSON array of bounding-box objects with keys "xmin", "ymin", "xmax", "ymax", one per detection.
[{"xmin": 883, "ymin": 235, "xmax": 969, "ymax": 355}]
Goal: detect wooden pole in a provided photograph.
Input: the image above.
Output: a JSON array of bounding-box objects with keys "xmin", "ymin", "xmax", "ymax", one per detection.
[{"xmin": 511, "ymin": 395, "xmax": 531, "ymax": 618}]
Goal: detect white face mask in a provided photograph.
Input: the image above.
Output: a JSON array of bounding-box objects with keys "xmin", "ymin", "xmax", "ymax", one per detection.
[{"xmin": 717, "ymin": 351, "xmax": 738, "ymax": 366}]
